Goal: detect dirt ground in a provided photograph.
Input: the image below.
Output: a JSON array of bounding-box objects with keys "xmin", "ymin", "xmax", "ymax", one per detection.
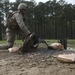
[{"xmin": 0, "ymin": 47, "xmax": 75, "ymax": 75}]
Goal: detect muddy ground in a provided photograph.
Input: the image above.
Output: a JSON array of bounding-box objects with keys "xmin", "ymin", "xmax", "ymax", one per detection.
[{"xmin": 0, "ymin": 47, "xmax": 75, "ymax": 75}]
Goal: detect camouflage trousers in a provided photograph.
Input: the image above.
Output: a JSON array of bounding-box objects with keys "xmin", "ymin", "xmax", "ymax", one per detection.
[{"xmin": 0, "ymin": 28, "xmax": 28, "ymax": 49}]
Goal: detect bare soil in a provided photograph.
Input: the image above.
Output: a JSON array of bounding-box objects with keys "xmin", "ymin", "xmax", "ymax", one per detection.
[{"xmin": 0, "ymin": 48, "xmax": 75, "ymax": 75}]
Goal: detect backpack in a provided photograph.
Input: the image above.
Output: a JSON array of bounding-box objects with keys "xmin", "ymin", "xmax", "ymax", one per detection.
[{"xmin": 6, "ymin": 12, "xmax": 19, "ymax": 30}]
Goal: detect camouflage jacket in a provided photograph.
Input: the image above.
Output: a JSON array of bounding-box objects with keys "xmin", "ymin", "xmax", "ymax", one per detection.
[{"xmin": 6, "ymin": 11, "xmax": 30, "ymax": 36}]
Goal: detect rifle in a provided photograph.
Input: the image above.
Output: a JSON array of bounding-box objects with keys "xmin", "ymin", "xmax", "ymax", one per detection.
[{"xmin": 18, "ymin": 33, "xmax": 51, "ymax": 54}]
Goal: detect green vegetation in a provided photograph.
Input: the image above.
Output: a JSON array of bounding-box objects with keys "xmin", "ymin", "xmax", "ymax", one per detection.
[
  {"xmin": 15, "ymin": 40, "xmax": 23, "ymax": 45},
  {"xmin": 0, "ymin": 39, "xmax": 75, "ymax": 44},
  {"xmin": 0, "ymin": 40, "xmax": 23, "ymax": 45},
  {"xmin": 0, "ymin": 39, "xmax": 57, "ymax": 44},
  {"xmin": 0, "ymin": 40, "xmax": 7, "ymax": 44},
  {"xmin": 67, "ymin": 39, "xmax": 75, "ymax": 44},
  {"xmin": 0, "ymin": 39, "xmax": 75, "ymax": 48},
  {"xmin": 0, "ymin": 0, "xmax": 75, "ymax": 40},
  {"xmin": 45, "ymin": 39, "xmax": 58, "ymax": 44},
  {"xmin": 67, "ymin": 40, "xmax": 75, "ymax": 48}
]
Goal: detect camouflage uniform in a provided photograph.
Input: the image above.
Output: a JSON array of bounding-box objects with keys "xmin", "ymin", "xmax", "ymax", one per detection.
[{"xmin": 0, "ymin": 11, "xmax": 31, "ymax": 49}]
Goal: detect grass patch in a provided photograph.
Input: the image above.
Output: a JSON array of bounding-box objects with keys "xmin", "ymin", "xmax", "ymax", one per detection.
[
  {"xmin": 67, "ymin": 39, "xmax": 75, "ymax": 48},
  {"xmin": 67, "ymin": 39, "xmax": 75, "ymax": 44},
  {"xmin": 15, "ymin": 40, "xmax": 23, "ymax": 45},
  {"xmin": 0, "ymin": 39, "xmax": 58, "ymax": 45},
  {"xmin": 45, "ymin": 39, "xmax": 58, "ymax": 43},
  {"xmin": 0, "ymin": 40, "xmax": 23, "ymax": 45},
  {"xmin": 0, "ymin": 39, "xmax": 75, "ymax": 46},
  {"xmin": 0, "ymin": 40, "xmax": 7, "ymax": 44}
]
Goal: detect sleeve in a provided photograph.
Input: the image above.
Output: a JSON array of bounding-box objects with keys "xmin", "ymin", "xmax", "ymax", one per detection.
[{"xmin": 14, "ymin": 13, "xmax": 30, "ymax": 36}]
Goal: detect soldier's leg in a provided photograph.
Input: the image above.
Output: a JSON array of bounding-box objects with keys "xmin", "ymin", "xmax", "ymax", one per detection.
[{"xmin": 0, "ymin": 28, "xmax": 16, "ymax": 49}]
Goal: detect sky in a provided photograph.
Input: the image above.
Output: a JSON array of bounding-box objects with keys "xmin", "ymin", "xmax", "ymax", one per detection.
[{"xmin": 10, "ymin": 0, "xmax": 75, "ymax": 4}]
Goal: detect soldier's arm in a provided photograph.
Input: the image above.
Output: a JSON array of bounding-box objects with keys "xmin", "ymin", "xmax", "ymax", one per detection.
[{"xmin": 14, "ymin": 13, "xmax": 30, "ymax": 36}]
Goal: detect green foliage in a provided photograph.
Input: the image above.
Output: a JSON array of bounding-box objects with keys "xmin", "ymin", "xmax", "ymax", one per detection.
[
  {"xmin": 15, "ymin": 40, "xmax": 23, "ymax": 45},
  {"xmin": 45, "ymin": 39, "xmax": 58, "ymax": 43},
  {"xmin": 67, "ymin": 39, "xmax": 75, "ymax": 44},
  {"xmin": 0, "ymin": 39, "xmax": 75, "ymax": 49},
  {"xmin": 0, "ymin": 0, "xmax": 75, "ymax": 40},
  {"xmin": 0, "ymin": 39, "xmax": 57, "ymax": 45},
  {"xmin": 0, "ymin": 40, "xmax": 7, "ymax": 44},
  {"xmin": 0, "ymin": 40, "xmax": 23, "ymax": 45}
]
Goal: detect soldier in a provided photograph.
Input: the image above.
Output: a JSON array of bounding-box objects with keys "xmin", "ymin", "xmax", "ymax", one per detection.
[{"xmin": 0, "ymin": 3, "xmax": 38, "ymax": 50}]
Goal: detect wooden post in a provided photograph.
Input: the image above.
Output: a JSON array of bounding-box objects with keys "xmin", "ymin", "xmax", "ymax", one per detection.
[{"xmin": 58, "ymin": 38, "xmax": 67, "ymax": 49}]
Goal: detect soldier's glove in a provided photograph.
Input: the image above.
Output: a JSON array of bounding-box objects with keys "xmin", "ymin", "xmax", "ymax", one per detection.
[{"xmin": 18, "ymin": 33, "xmax": 39, "ymax": 54}]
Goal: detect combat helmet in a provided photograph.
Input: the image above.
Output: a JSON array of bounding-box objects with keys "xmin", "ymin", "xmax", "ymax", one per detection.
[{"xmin": 18, "ymin": 3, "xmax": 28, "ymax": 10}]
